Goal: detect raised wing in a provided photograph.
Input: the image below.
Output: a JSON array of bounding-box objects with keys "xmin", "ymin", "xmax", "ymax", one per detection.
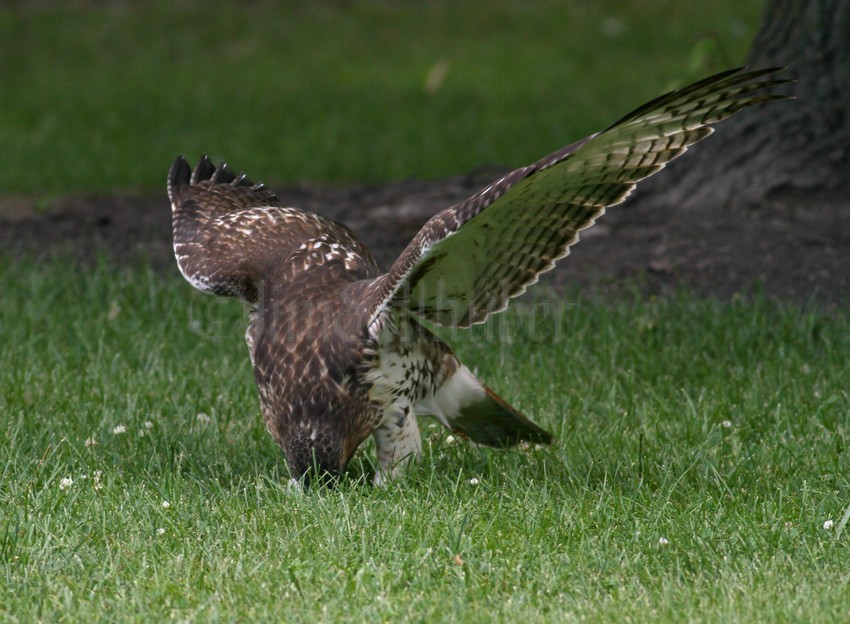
[
  {"xmin": 168, "ymin": 155, "xmax": 375, "ymax": 304},
  {"xmin": 367, "ymin": 67, "xmax": 791, "ymax": 328}
]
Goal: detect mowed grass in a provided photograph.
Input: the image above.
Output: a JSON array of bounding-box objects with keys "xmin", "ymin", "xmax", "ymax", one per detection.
[
  {"xmin": 1, "ymin": 258, "xmax": 849, "ymax": 622},
  {"xmin": 3, "ymin": 1, "xmax": 849, "ymax": 622},
  {"xmin": 0, "ymin": 1, "xmax": 762, "ymax": 195}
]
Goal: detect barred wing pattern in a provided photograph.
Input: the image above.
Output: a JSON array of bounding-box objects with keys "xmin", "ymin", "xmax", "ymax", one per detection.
[
  {"xmin": 368, "ymin": 67, "xmax": 789, "ymax": 328},
  {"xmin": 168, "ymin": 155, "xmax": 375, "ymax": 304}
]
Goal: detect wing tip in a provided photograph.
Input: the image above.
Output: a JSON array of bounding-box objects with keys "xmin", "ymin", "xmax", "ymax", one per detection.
[
  {"xmin": 609, "ymin": 65, "xmax": 792, "ymax": 129},
  {"xmin": 170, "ymin": 154, "xmax": 243, "ymax": 204},
  {"xmin": 212, "ymin": 162, "xmax": 237, "ymax": 185},
  {"xmin": 172, "ymin": 154, "xmax": 270, "ymax": 191},
  {"xmin": 167, "ymin": 155, "xmax": 191, "ymax": 204},
  {"xmin": 190, "ymin": 154, "xmax": 216, "ymax": 185}
]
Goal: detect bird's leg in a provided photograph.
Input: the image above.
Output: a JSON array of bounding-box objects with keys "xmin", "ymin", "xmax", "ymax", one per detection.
[{"xmin": 373, "ymin": 407, "xmax": 422, "ymax": 485}]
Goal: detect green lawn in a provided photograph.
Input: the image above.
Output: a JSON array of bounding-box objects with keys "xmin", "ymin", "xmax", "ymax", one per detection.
[
  {"xmin": 2, "ymin": 260, "xmax": 849, "ymax": 622},
  {"xmin": 0, "ymin": 1, "xmax": 762, "ymax": 195},
  {"xmin": 4, "ymin": 2, "xmax": 850, "ymax": 622}
]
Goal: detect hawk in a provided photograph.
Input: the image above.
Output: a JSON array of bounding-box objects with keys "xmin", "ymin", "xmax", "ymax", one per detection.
[{"xmin": 168, "ymin": 67, "xmax": 788, "ymax": 485}]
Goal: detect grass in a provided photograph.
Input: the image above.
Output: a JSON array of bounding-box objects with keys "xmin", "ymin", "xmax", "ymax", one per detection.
[
  {"xmin": 1, "ymin": 258, "xmax": 849, "ymax": 622},
  {"xmin": 0, "ymin": 0, "xmax": 763, "ymax": 196},
  {"xmin": 4, "ymin": 1, "xmax": 849, "ymax": 621}
]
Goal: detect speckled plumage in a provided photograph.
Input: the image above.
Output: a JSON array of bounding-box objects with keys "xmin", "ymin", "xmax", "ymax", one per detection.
[{"xmin": 168, "ymin": 67, "xmax": 788, "ymax": 485}]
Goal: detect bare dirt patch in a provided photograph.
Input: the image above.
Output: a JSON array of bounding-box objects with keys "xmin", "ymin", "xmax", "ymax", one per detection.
[{"xmin": 2, "ymin": 170, "xmax": 847, "ymax": 306}]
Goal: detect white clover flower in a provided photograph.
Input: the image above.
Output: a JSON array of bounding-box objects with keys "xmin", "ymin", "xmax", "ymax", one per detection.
[
  {"xmin": 658, "ymin": 537, "xmax": 669, "ymax": 546},
  {"xmin": 721, "ymin": 420, "xmax": 733, "ymax": 428},
  {"xmin": 157, "ymin": 527, "xmax": 166, "ymax": 536},
  {"xmin": 59, "ymin": 477, "xmax": 74, "ymax": 491},
  {"xmin": 85, "ymin": 437, "xmax": 98, "ymax": 447},
  {"xmin": 468, "ymin": 478, "xmax": 480, "ymax": 485},
  {"xmin": 445, "ymin": 435, "xmax": 457, "ymax": 445},
  {"xmin": 823, "ymin": 519, "xmax": 834, "ymax": 530},
  {"xmin": 162, "ymin": 500, "xmax": 171, "ymax": 509},
  {"xmin": 144, "ymin": 421, "xmax": 154, "ymax": 429},
  {"xmin": 107, "ymin": 301, "xmax": 121, "ymax": 321},
  {"xmin": 196, "ymin": 413, "xmax": 211, "ymax": 425},
  {"xmin": 112, "ymin": 425, "xmax": 127, "ymax": 435}
]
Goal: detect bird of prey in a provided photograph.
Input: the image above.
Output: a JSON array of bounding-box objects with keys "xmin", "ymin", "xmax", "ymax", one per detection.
[{"xmin": 168, "ymin": 67, "xmax": 788, "ymax": 486}]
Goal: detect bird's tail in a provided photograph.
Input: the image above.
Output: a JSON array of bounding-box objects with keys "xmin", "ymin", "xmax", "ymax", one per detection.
[{"xmin": 415, "ymin": 363, "xmax": 553, "ymax": 447}]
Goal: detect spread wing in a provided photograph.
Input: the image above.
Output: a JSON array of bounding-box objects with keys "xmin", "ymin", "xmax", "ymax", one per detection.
[
  {"xmin": 366, "ymin": 67, "xmax": 791, "ymax": 328},
  {"xmin": 168, "ymin": 155, "xmax": 376, "ymax": 304}
]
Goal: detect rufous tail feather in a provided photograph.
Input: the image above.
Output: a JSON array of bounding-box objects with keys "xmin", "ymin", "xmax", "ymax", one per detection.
[{"xmin": 448, "ymin": 384, "xmax": 553, "ymax": 448}]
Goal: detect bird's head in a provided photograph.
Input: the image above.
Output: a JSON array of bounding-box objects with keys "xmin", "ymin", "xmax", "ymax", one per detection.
[{"xmin": 282, "ymin": 426, "xmax": 362, "ymax": 488}]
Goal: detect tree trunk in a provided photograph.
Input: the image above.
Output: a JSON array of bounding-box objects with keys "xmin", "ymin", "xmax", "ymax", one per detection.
[{"xmin": 638, "ymin": 0, "xmax": 850, "ymax": 210}]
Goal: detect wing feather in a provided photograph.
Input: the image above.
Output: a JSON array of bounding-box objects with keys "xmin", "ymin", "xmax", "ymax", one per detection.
[
  {"xmin": 366, "ymin": 67, "xmax": 791, "ymax": 328},
  {"xmin": 169, "ymin": 155, "xmax": 377, "ymax": 303}
]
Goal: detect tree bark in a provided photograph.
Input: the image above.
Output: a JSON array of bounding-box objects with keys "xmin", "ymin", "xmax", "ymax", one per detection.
[{"xmin": 637, "ymin": 0, "xmax": 850, "ymax": 210}]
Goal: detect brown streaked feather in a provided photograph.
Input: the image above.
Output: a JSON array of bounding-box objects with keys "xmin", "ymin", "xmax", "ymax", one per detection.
[
  {"xmin": 249, "ymin": 261, "xmax": 385, "ymax": 478},
  {"xmin": 168, "ymin": 155, "xmax": 377, "ymax": 303},
  {"xmin": 366, "ymin": 67, "xmax": 791, "ymax": 328}
]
